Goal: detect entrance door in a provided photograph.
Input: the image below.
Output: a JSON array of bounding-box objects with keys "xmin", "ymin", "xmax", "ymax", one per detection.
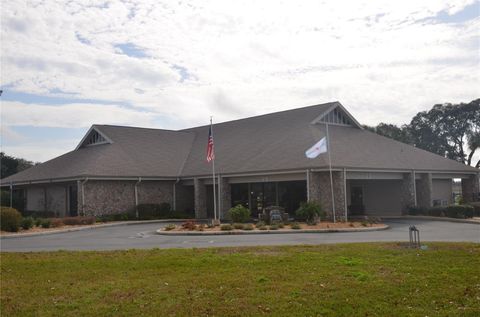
[
  {"xmin": 350, "ymin": 186, "xmax": 364, "ymax": 215},
  {"xmin": 68, "ymin": 185, "xmax": 78, "ymax": 216}
]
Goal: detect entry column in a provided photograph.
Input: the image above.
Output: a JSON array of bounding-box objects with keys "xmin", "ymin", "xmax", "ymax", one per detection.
[
  {"xmin": 400, "ymin": 172, "xmax": 416, "ymax": 213},
  {"xmin": 308, "ymin": 171, "xmax": 346, "ymax": 221},
  {"xmin": 416, "ymin": 173, "xmax": 432, "ymax": 208},
  {"xmin": 462, "ymin": 174, "xmax": 480, "ymax": 203},
  {"xmin": 219, "ymin": 177, "xmax": 231, "ymax": 220},
  {"xmin": 194, "ymin": 178, "xmax": 207, "ymax": 219}
]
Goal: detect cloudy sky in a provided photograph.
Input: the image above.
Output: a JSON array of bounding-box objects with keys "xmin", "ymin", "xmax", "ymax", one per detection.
[{"xmin": 1, "ymin": 0, "xmax": 479, "ymax": 162}]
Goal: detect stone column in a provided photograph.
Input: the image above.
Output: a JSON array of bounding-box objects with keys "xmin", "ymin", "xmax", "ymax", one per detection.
[
  {"xmin": 416, "ymin": 173, "xmax": 432, "ymax": 208},
  {"xmin": 76, "ymin": 180, "xmax": 83, "ymax": 216},
  {"xmin": 400, "ymin": 172, "xmax": 416, "ymax": 213},
  {"xmin": 462, "ymin": 174, "xmax": 480, "ymax": 203},
  {"xmin": 219, "ymin": 177, "xmax": 231, "ymax": 220},
  {"xmin": 308, "ymin": 171, "xmax": 346, "ymax": 221},
  {"xmin": 194, "ymin": 178, "xmax": 207, "ymax": 219}
]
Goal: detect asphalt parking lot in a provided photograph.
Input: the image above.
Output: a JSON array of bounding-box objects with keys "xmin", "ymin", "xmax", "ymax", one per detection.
[{"xmin": 1, "ymin": 219, "xmax": 478, "ymax": 252}]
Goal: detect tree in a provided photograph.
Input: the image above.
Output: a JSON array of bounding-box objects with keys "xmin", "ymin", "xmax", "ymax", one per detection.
[
  {"xmin": 366, "ymin": 99, "xmax": 479, "ymax": 168},
  {"xmin": 363, "ymin": 123, "xmax": 412, "ymax": 145},
  {"xmin": 0, "ymin": 152, "xmax": 34, "ymax": 179},
  {"xmin": 408, "ymin": 99, "xmax": 480, "ymax": 166}
]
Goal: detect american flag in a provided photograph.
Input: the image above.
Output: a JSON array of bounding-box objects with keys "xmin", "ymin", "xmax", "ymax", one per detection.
[{"xmin": 206, "ymin": 125, "xmax": 215, "ymax": 162}]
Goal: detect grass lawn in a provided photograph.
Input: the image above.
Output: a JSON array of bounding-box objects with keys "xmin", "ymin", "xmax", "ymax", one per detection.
[{"xmin": 1, "ymin": 243, "xmax": 479, "ymax": 316}]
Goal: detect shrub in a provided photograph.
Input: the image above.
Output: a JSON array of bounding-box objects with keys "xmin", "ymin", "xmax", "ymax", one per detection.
[
  {"xmin": 407, "ymin": 206, "xmax": 428, "ymax": 216},
  {"xmin": 445, "ymin": 205, "xmax": 474, "ymax": 219},
  {"xmin": 256, "ymin": 221, "xmax": 266, "ymax": 228},
  {"xmin": 269, "ymin": 224, "xmax": 279, "ymax": 230},
  {"xmin": 220, "ymin": 224, "xmax": 233, "ymax": 231},
  {"xmin": 361, "ymin": 221, "xmax": 368, "ymax": 227},
  {"xmin": 233, "ymin": 223, "xmax": 244, "ymax": 230},
  {"xmin": 243, "ymin": 224, "xmax": 254, "ymax": 230},
  {"xmin": 81, "ymin": 216, "xmax": 96, "ymax": 225},
  {"xmin": 295, "ymin": 202, "xmax": 324, "ymax": 223},
  {"xmin": 290, "ymin": 222, "xmax": 301, "ymax": 230},
  {"xmin": 228, "ymin": 205, "xmax": 251, "ymax": 223},
  {"xmin": 196, "ymin": 224, "xmax": 205, "ymax": 231},
  {"xmin": 468, "ymin": 202, "xmax": 480, "ymax": 217},
  {"xmin": 34, "ymin": 218, "xmax": 43, "ymax": 227},
  {"xmin": 427, "ymin": 206, "xmax": 445, "ymax": 217},
  {"xmin": 137, "ymin": 204, "xmax": 160, "ymax": 220},
  {"xmin": 62, "ymin": 216, "xmax": 96, "ymax": 226},
  {"xmin": 258, "ymin": 225, "xmax": 267, "ymax": 230},
  {"xmin": 136, "ymin": 203, "xmax": 173, "ymax": 220},
  {"xmin": 0, "ymin": 207, "xmax": 22, "ymax": 232},
  {"xmin": 278, "ymin": 223, "xmax": 284, "ymax": 228},
  {"xmin": 40, "ymin": 219, "xmax": 51, "ymax": 228},
  {"xmin": 182, "ymin": 220, "xmax": 197, "ymax": 230},
  {"xmin": 165, "ymin": 223, "xmax": 176, "ymax": 231},
  {"xmin": 50, "ymin": 218, "xmax": 64, "ymax": 228},
  {"xmin": 20, "ymin": 217, "xmax": 34, "ymax": 230},
  {"xmin": 164, "ymin": 224, "xmax": 176, "ymax": 231}
]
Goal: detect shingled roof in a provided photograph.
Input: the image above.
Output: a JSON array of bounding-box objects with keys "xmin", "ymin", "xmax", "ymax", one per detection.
[{"xmin": 2, "ymin": 101, "xmax": 477, "ymax": 184}]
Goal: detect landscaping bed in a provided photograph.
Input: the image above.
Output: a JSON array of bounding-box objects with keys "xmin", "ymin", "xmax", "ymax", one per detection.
[
  {"xmin": 161, "ymin": 220, "xmax": 386, "ymax": 234},
  {"xmin": 1, "ymin": 243, "xmax": 479, "ymax": 316}
]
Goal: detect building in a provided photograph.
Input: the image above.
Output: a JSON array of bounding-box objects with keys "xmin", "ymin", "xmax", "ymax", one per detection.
[{"xmin": 1, "ymin": 102, "xmax": 479, "ymax": 220}]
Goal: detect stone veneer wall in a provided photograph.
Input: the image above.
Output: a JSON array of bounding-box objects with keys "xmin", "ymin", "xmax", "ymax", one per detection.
[
  {"xmin": 400, "ymin": 172, "xmax": 415, "ymax": 213},
  {"xmin": 81, "ymin": 180, "xmax": 175, "ymax": 216},
  {"xmin": 308, "ymin": 171, "xmax": 346, "ymax": 221},
  {"xmin": 462, "ymin": 174, "xmax": 480, "ymax": 203},
  {"xmin": 137, "ymin": 181, "xmax": 174, "ymax": 206},
  {"xmin": 416, "ymin": 173, "xmax": 432, "ymax": 208},
  {"xmin": 82, "ymin": 180, "xmax": 135, "ymax": 216},
  {"xmin": 194, "ymin": 178, "xmax": 207, "ymax": 218},
  {"xmin": 219, "ymin": 177, "xmax": 232, "ymax": 220}
]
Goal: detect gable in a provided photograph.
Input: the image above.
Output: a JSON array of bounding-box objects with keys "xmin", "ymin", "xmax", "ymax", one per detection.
[
  {"xmin": 311, "ymin": 103, "xmax": 363, "ymax": 129},
  {"xmin": 75, "ymin": 126, "xmax": 113, "ymax": 150}
]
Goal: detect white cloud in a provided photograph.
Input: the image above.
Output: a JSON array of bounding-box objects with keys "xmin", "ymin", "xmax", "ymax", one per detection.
[
  {"xmin": 1, "ymin": 101, "xmax": 159, "ymax": 128},
  {"xmin": 1, "ymin": 0, "xmax": 479, "ymax": 130},
  {"xmin": 1, "ymin": 139, "xmax": 78, "ymax": 163}
]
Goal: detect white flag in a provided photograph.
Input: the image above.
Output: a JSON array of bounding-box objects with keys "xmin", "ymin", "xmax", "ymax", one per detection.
[{"xmin": 305, "ymin": 137, "xmax": 327, "ymax": 159}]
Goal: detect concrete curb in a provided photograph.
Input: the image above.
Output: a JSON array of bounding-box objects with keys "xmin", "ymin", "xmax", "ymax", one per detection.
[
  {"xmin": 156, "ymin": 224, "xmax": 390, "ymax": 236},
  {"xmin": 0, "ymin": 219, "xmax": 195, "ymax": 239},
  {"xmin": 381, "ymin": 216, "xmax": 480, "ymax": 225}
]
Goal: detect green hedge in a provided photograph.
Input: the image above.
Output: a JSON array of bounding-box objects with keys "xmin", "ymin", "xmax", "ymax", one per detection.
[
  {"xmin": 408, "ymin": 205, "xmax": 475, "ymax": 219},
  {"xmin": 96, "ymin": 203, "xmax": 193, "ymax": 222},
  {"xmin": 468, "ymin": 202, "xmax": 480, "ymax": 217}
]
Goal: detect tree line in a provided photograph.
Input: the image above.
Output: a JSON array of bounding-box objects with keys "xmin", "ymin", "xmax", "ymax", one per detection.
[
  {"xmin": 364, "ymin": 99, "xmax": 480, "ymax": 168},
  {"xmin": 1, "ymin": 152, "xmax": 36, "ymax": 179}
]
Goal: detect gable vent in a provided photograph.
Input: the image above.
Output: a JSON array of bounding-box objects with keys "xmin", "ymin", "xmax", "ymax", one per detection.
[
  {"xmin": 85, "ymin": 130, "xmax": 107, "ymax": 146},
  {"xmin": 319, "ymin": 107, "xmax": 353, "ymax": 126},
  {"xmin": 76, "ymin": 126, "xmax": 113, "ymax": 150}
]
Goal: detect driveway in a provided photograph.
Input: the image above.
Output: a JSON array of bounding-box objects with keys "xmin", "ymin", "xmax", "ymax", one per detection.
[{"xmin": 1, "ymin": 219, "xmax": 479, "ymax": 252}]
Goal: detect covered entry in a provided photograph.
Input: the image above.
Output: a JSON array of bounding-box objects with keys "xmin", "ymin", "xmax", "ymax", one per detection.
[{"xmin": 229, "ymin": 181, "xmax": 307, "ymax": 217}]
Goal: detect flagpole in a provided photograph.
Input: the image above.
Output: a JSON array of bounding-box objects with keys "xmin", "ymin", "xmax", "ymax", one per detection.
[
  {"xmin": 210, "ymin": 117, "xmax": 217, "ymax": 222},
  {"xmin": 326, "ymin": 123, "xmax": 336, "ymax": 223}
]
